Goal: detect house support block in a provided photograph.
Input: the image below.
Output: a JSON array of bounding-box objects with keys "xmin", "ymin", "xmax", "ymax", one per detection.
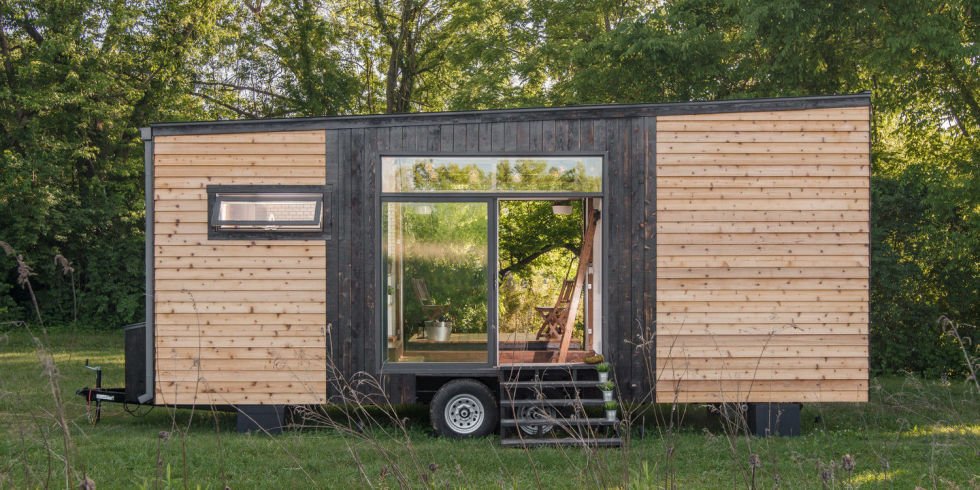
[
  {"xmin": 236, "ymin": 405, "xmax": 286, "ymax": 434},
  {"xmin": 747, "ymin": 403, "xmax": 801, "ymax": 437}
]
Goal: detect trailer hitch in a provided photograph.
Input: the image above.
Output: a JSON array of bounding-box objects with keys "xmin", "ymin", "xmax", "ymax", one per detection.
[{"xmin": 75, "ymin": 359, "xmax": 128, "ymax": 424}]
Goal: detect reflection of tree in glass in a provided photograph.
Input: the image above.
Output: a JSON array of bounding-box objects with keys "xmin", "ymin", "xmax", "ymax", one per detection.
[
  {"xmin": 400, "ymin": 157, "xmax": 600, "ymax": 191},
  {"xmin": 410, "ymin": 160, "xmax": 493, "ymax": 191},
  {"xmin": 400, "ymin": 202, "xmax": 488, "ymax": 335}
]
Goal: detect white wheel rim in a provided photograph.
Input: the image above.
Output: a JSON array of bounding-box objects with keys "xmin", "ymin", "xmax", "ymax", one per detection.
[
  {"xmin": 517, "ymin": 406, "xmax": 556, "ymax": 435},
  {"xmin": 444, "ymin": 394, "xmax": 485, "ymax": 434}
]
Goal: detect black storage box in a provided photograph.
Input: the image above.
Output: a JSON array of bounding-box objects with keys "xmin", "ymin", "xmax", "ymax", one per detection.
[{"xmin": 124, "ymin": 322, "xmax": 147, "ymax": 403}]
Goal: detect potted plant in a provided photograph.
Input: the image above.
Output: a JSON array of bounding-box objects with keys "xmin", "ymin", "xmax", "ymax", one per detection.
[
  {"xmin": 425, "ymin": 311, "xmax": 454, "ymax": 342},
  {"xmin": 595, "ymin": 362, "xmax": 610, "ymax": 382},
  {"xmin": 598, "ymin": 381, "xmax": 615, "ymax": 402},
  {"xmin": 604, "ymin": 400, "xmax": 618, "ymax": 422}
]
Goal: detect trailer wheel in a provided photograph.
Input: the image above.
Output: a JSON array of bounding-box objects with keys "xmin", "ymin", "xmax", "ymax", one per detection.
[{"xmin": 430, "ymin": 379, "xmax": 498, "ymax": 438}]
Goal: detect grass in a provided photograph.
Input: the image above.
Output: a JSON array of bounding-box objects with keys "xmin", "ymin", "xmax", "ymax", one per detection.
[{"xmin": 0, "ymin": 327, "xmax": 978, "ymax": 489}]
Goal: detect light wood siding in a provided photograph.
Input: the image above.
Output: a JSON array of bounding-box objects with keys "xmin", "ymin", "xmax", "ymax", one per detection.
[
  {"xmin": 655, "ymin": 108, "xmax": 870, "ymax": 403},
  {"xmin": 153, "ymin": 130, "xmax": 327, "ymax": 405}
]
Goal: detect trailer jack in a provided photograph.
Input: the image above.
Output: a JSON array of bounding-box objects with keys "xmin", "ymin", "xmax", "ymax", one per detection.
[{"xmin": 75, "ymin": 359, "xmax": 130, "ymax": 424}]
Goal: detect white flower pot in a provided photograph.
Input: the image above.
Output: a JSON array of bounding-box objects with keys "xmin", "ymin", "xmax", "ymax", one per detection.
[
  {"xmin": 602, "ymin": 390, "xmax": 614, "ymax": 402},
  {"xmin": 605, "ymin": 410, "xmax": 617, "ymax": 422},
  {"xmin": 598, "ymin": 372, "xmax": 609, "ymax": 383}
]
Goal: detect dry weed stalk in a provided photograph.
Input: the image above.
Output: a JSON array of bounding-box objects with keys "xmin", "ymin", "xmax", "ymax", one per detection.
[
  {"xmin": 293, "ymin": 355, "xmax": 431, "ymax": 488},
  {"xmin": 1, "ymin": 241, "xmax": 84, "ymax": 487},
  {"xmin": 54, "ymin": 254, "xmax": 77, "ymax": 323},
  {"xmin": 937, "ymin": 316, "xmax": 978, "ymax": 393},
  {"xmin": 1, "ymin": 241, "xmax": 42, "ymax": 325}
]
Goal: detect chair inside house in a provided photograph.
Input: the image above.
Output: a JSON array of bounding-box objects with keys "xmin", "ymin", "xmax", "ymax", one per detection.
[
  {"xmin": 411, "ymin": 278, "xmax": 448, "ymax": 323},
  {"xmin": 535, "ymin": 279, "xmax": 576, "ymax": 340}
]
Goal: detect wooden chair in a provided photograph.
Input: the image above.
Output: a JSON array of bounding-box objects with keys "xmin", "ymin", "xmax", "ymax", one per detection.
[
  {"xmin": 411, "ymin": 278, "xmax": 449, "ymax": 323},
  {"xmin": 535, "ymin": 279, "xmax": 576, "ymax": 339}
]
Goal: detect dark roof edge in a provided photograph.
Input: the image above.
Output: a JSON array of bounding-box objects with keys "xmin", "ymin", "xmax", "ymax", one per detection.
[{"xmin": 149, "ymin": 91, "xmax": 871, "ymax": 137}]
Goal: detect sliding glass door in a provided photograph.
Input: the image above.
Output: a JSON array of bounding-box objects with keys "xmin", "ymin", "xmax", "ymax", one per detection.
[{"xmin": 382, "ymin": 199, "xmax": 494, "ymax": 364}]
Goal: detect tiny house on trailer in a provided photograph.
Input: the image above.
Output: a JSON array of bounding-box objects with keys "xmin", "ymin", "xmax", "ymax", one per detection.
[{"xmin": 119, "ymin": 93, "xmax": 871, "ymax": 444}]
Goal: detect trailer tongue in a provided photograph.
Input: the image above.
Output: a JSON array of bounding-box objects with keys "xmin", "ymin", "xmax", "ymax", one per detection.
[
  {"xmin": 76, "ymin": 360, "xmax": 129, "ymax": 423},
  {"xmin": 74, "ymin": 322, "xmax": 150, "ymax": 423}
]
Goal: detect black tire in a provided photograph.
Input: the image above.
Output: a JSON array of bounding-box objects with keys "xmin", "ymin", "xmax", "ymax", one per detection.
[{"xmin": 429, "ymin": 379, "xmax": 498, "ymax": 438}]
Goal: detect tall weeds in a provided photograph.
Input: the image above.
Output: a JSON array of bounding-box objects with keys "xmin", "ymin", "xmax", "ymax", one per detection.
[
  {"xmin": 1, "ymin": 240, "xmax": 81, "ymax": 488},
  {"xmin": 937, "ymin": 315, "xmax": 978, "ymax": 393}
]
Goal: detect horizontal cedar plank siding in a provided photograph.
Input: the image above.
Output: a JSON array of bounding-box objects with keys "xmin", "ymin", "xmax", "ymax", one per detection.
[
  {"xmin": 153, "ymin": 130, "xmax": 327, "ymax": 405},
  {"xmin": 655, "ymin": 107, "xmax": 870, "ymax": 403}
]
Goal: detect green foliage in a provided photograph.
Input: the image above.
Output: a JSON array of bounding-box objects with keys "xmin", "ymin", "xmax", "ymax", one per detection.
[{"xmin": 0, "ymin": 0, "xmax": 230, "ymax": 326}]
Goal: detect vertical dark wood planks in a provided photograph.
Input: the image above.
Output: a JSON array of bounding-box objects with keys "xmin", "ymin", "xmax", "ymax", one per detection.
[
  {"xmin": 641, "ymin": 116, "xmax": 657, "ymax": 397},
  {"xmin": 629, "ymin": 118, "xmax": 646, "ymax": 399},
  {"xmin": 338, "ymin": 128, "xmax": 354, "ymax": 379}
]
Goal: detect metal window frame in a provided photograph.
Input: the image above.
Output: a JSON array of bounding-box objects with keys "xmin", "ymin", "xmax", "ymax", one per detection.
[
  {"xmin": 379, "ymin": 197, "xmax": 497, "ymax": 371},
  {"xmin": 206, "ymin": 184, "xmax": 332, "ymax": 240},
  {"xmin": 211, "ymin": 193, "xmax": 324, "ymax": 228},
  {"xmin": 377, "ymin": 151, "xmax": 607, "ymax": 375}
]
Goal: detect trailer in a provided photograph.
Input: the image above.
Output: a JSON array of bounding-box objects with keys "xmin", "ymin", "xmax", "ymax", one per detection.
[{"xmin": 90, "ymin": 93, "xmax": 871, "ymax": 446}]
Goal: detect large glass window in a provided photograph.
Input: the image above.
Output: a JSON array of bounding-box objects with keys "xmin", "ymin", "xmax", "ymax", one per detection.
[
  {"xmin": 382, "ymin": 156, "xmax": 602, "ymax": 193},
  {"xmin": 383, "ymin": 201, "xmax": 489, "ymax": 363}
]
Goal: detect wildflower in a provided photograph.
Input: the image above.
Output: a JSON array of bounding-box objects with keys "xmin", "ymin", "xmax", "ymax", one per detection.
[
  {"xmin": 749, "ymin": 453, "xmax": 761, "ymax": 469},
  {"xmin": 79, "ymin": 475, "xmax": 95, "ymax": 490},
  {"xmin": 428, "ymin": 463, "xmax": 439, "ymax": 473},
  {"xmin": 158, "ymin": 430, "xmax": 171, "ymax": 441},
  {"xmin": 841, "ymin": 454, "xmax": 855, "ymax": 472},
  {"xmin": 819, "ymin": 464, "xmax": 833, "ymax": 485},
  {"xmin": 15, "ymin": 255, "xmax": 34, "ymax": 287},
  {"xmin": 54, "ymin": 254, "xmax": 74, "ymax": 275}
]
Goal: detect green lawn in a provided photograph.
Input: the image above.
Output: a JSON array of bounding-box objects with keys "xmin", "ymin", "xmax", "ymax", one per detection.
[{"xmin": 1, "ymin": 327, "xmax": 977, "ymax": 489}]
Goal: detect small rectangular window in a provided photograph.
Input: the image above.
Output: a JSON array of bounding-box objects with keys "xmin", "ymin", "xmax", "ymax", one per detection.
[{"xmin": 207, "ymin": 186, "xmax": 329, "ymax": 240}]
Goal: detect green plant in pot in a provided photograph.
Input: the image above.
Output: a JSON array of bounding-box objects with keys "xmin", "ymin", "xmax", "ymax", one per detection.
[
  {"xmin": 595, "ymin": 362, "xmax": 610, "ymax": 382},
  {"xmin": 604, "ymin": 400, "xmax": 618, "ymax": 421},
  {"xmin": 598, "ymin": 381, "xmax": 615, "ymax": 402}
]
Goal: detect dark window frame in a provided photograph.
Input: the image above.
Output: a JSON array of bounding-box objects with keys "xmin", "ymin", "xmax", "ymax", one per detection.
[
  {"xmin": 376, "ymin": 151, "xmax": 608, "ymax": 373},
  {"xmin": 206, "ymin": 185, "xmax": 331, "ymax": 240}
]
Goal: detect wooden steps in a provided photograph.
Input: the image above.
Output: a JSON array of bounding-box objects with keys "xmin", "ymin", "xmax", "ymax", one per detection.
[{"xmin": 498, "ymin": 365, "xmax": 622, "ymax": 448}]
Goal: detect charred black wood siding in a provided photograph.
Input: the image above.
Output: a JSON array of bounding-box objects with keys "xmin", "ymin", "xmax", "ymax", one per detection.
[{"xmin": 324, "ymin": 115, "xmax": 658, "ymax": 403}]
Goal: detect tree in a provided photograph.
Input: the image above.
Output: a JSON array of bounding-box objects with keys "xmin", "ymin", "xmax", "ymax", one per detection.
[
  {"xmin": 368, "ymin": 0, "xmax": 454, "ymax": 113},
  {"xmin": 0, "ymin": 0, "xmax": 230, "ymax": 324},
  {"xmin": 194, "ymin": 0, "xmax": 360, "ymax": 118}
]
